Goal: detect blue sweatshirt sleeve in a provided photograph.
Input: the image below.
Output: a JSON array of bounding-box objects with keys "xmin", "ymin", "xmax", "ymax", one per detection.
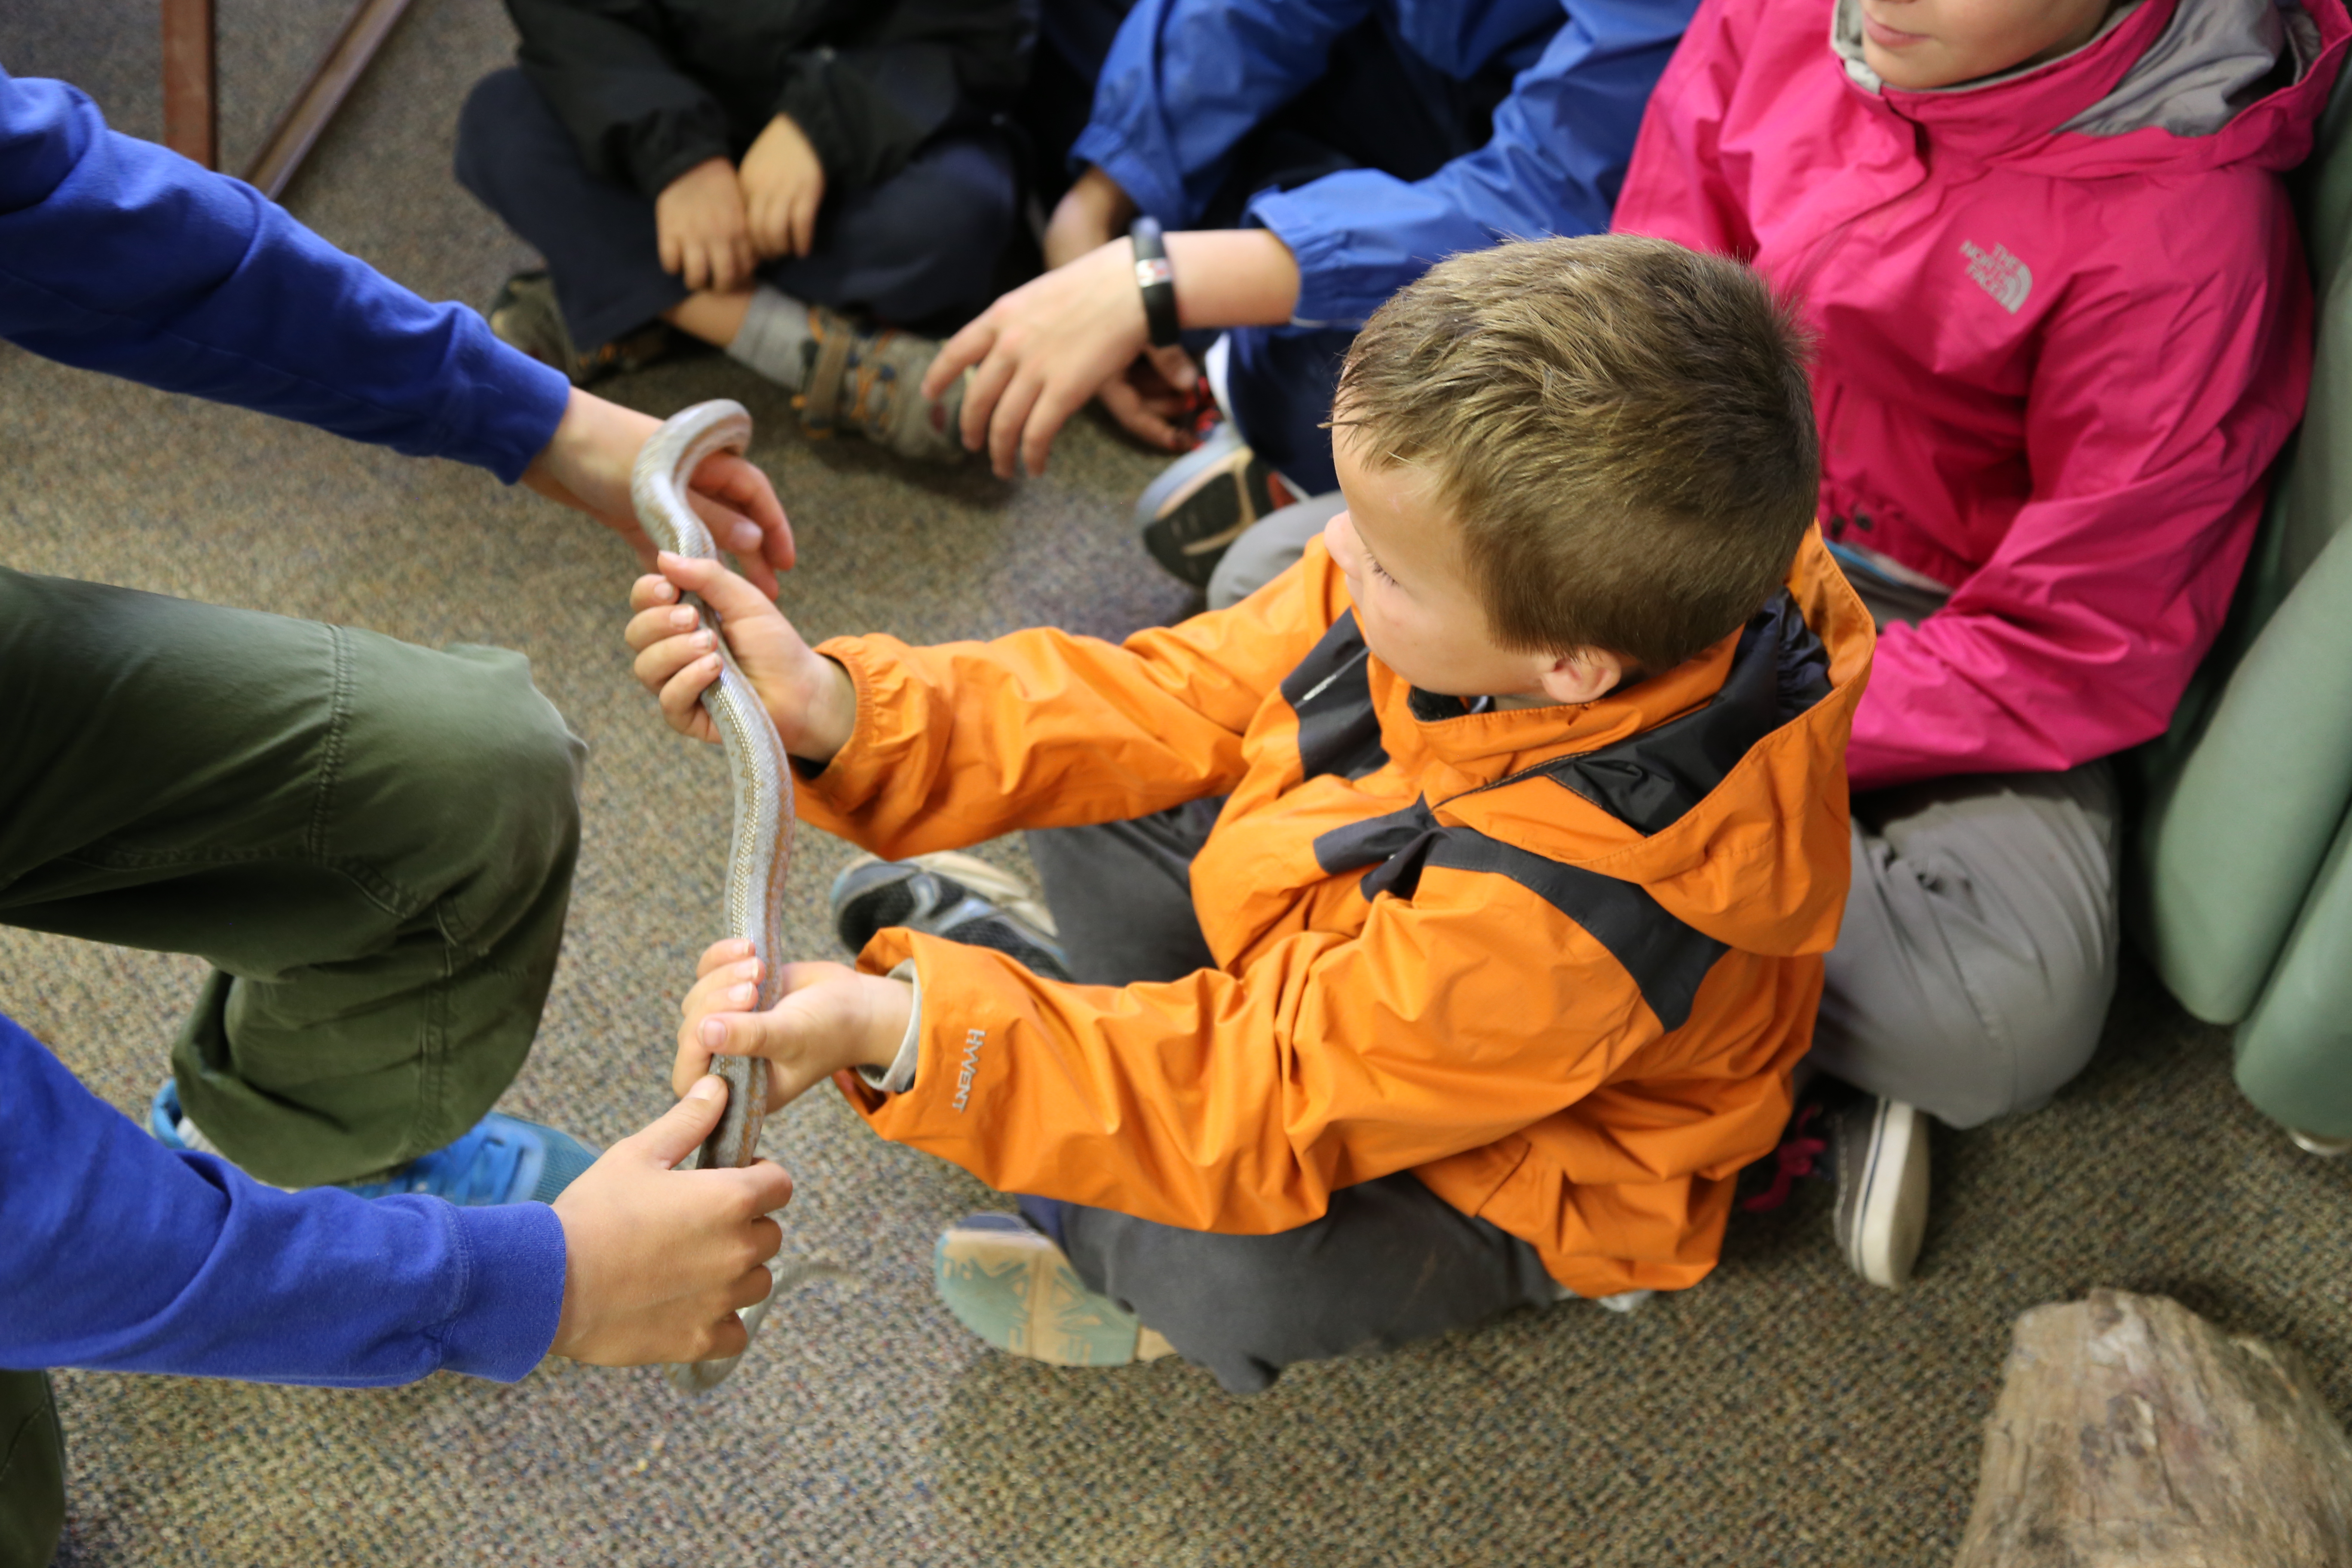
[
  {"xmin": 1246, "ymin": 0, "xmax": 1698, "ymax": 328},
  {"xmin": 0, "ymin": 1013, "xmax": 566, "ymax": 1385},
  {"xmin": 1072, "ymin": 0, "xmax": 1381, "ymax": 229},
  {"xmin": 0, "ymin": 68, "xmax": 570, "ymax": 484}
]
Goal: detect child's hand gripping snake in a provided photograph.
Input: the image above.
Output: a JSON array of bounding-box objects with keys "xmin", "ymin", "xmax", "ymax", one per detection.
[{"xmin": 632, "ymin": 400, "xmax": 837, "ymax": 1392}]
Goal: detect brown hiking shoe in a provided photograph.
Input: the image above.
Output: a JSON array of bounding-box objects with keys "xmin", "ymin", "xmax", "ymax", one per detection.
[
  {"xmin": 793, "ymin": 306, "xmax": 968, "ymax": 463},
  {"xmin": 486, "ymin": 270, "xmax": 673, "ymax": 386}
]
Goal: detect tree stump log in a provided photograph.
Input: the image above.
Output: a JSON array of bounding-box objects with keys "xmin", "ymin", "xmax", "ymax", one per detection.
[{"xmin": 1953, "ymin": 1289, "xmax": 2352, "ymax": 1567}]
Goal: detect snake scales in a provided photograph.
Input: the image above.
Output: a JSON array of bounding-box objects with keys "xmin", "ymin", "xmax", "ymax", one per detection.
[{"xmin": 629, "ymin": 399, "xmax": 805, "ymax": 1393}]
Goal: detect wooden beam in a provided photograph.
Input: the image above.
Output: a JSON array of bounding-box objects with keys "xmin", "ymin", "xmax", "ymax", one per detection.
[
  {"xmin": 243, "ymin": 0, "xmax": 416, "ymax": 201},
  {"xmin": 159, "ymin": 0, "xmax": 217, "ymax": 169}
]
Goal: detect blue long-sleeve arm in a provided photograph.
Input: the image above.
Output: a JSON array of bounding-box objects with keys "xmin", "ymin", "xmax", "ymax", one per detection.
[
  {"xmin": 0, "ymin": 1014, "xmax": 565, "ymax": 1384},
  {"xmin": 1072, "ymin": 0, "xmax": 1382, "ymax": 228},
  {"xmin": 0, "ymin": 68, "xmax": 570, "ymax": 483},
  {"xmin": 1253, "ymin": 0, "xmax": 1697, "ymax": 327}
]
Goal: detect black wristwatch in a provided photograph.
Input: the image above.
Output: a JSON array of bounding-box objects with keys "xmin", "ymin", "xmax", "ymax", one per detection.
[{"xmin": 1129, "ymin": 216, "xmax": 1181, "ymax": 349}]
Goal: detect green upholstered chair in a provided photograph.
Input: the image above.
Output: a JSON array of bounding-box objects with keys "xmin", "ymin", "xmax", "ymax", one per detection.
[{"xmin": 2130, "ymin": 59, "xmax": 2352, "ymax": 1153}]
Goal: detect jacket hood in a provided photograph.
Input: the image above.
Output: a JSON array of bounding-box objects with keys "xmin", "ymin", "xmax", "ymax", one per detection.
[
  {"xmin": 1831, "ymin": 0, "xmax": 2346, "ymax": 174},
  {"xmin": 1403, "ymin": 530, "xmax": 1875, "ymax": 961}
]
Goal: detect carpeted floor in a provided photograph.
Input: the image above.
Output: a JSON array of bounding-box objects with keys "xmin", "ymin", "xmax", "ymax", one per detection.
[{"xmin": 6, "ymin": 3, "xmax": 2351, "ymax": 1564}]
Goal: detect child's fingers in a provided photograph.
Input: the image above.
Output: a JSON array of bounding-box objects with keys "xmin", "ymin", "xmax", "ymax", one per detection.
[
  {"xmin": 628, "ymin": 622, "xmax": 714, "ymax": 687},
  {"xmin": 922, "ymin": 317, "xmax": 993, "ymax": 404},
  {"xmin": 790, "ymin": 188, "xmax": 818, "ymax": 259},
  {"xmin": 623, "ymin": 601, "xmax": 704, "ymax": 655},
  {"xmin": 682, "ymin": 962, "xmax": 763, "ymax": 1028},
  {"xmin": 657, "ymin": 652, "xmax": 725, "ymax": 733},
  {"xmin": 657, "ymin": 550, "xmax": 781, "ymax": 634},
  {"xmin": 629, "ymin": 572, "xmax": 681, "ymax": 613},
  {"xmin": 696, "ymin": 938, "xmax": 757, "ymax": 980}
]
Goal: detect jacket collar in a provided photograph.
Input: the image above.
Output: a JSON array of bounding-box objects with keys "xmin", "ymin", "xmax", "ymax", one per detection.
[{"xmin": 1832, "ymin": 0, "xmax": 2179, "ymax": 159}]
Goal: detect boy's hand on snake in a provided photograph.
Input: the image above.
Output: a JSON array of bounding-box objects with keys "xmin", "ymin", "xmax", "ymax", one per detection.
[
  {"xmin": 549, "ymin": 1075, "xmax": 795, "ymax": 1365},
  {"xmin": 625, "ymin": 552, "xmax": 856, "ymax": 761},
  {"xmin": 674, "ymin": 941, "xmax": 913, "ymax": 1111}
]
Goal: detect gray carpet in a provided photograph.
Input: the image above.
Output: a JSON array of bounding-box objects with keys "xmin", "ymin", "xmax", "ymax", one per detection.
[{"xmin": 6, "ymin": 3, "xmax": 2351, "ymax": 1563}]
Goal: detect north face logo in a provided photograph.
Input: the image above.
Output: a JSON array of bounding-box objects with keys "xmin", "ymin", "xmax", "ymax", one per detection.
[{"xmin": 1960, "ymin": 240, "xmax": 2032, "ymax": 314}]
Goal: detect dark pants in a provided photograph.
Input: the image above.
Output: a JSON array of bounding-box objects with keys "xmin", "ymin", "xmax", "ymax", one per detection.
[
  {"xmin": 1018, "ymin": 806, "xmax": 1560, "ymax": 1395},
  {"xmin": 454, "ymin": 69, "xmax": 1020, "ymax": 349},
  {"xmin": 0, "ymin": 1372, "xmax": 61, "ymax": 1568}
]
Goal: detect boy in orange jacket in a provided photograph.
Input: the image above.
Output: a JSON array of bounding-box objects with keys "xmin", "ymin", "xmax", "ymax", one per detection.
[{"xmin": 626, "ymin": 234, "xmax": 1874, "ymax": 1393}]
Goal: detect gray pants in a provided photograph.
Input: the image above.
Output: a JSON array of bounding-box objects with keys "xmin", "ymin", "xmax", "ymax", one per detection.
[
  {"xmin": 1206, "ymin": 502, "xmax": 2124, "ymax": 1130},
  {"xmin": 1021, "ymin": 810, "xmax": 1561, "ymax": 1395}
]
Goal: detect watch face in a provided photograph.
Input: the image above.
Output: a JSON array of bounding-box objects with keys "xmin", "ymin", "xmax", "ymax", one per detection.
[{"xmin": 1135, "ymin": 257, "xmax": 1175, "ymax": 288}]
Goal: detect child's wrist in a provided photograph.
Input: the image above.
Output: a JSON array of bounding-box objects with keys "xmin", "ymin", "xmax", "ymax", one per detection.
[{"xmin": 859, "ymin": 975, "xmax": 916, "ymax": 1072}]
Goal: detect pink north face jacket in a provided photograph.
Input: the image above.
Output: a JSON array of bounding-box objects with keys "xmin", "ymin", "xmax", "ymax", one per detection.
[{"xmin": 1616, "ymin": 0, "xmax": 2349, "ymax": 789}]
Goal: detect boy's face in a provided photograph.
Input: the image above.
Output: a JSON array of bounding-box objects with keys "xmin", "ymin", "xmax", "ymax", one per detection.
[
  {"xmin": 1324, "ymin": 428, "xmax": 1622, "ymax": 708},
  {"xmin": 1858, "ymin": 0, "xmax": 2115, "ymax": 89}
]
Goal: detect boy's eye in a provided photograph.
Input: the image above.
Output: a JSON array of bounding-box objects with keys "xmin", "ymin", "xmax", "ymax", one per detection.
[{"xmin": 1365, "ymin": 553, "xmax": 1396, "ymax": 585}]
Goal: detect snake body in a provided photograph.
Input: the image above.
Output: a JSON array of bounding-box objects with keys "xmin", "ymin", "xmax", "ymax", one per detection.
[{"xmin": 629, "ymin": 399, "xmax": 794, "ymax": 1391}]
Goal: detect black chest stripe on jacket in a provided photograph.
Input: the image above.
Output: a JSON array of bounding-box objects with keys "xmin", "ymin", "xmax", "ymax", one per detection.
[
  {"xmin": 1316, "ymin": 799, "xmax": 1728, "ymax": 1033},
  {"xmin": 1280, "ymin": 610, "xmax": 1389, "ymax": 781},
  {"xmin": 1541, "ymin": 591, "xmax": 1833, "ymax": 835}
]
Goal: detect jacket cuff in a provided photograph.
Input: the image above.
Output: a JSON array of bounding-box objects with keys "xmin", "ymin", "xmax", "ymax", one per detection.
[
  {"xmin": 1069, "ymin": 125, "xmax": 1187, "ymax": 228},
  {"xmin": 440, "ymin": 315, "xmax": 572, "ymax": 484},
  {"xmin": 799, "ymin": 637, "xmax": 912, "ymax": 818},
  {"xmin": 1244, "ymin": 185, "xmax": 1379, "ymax": 330},
  {"xmin": 431, "ymin": 1201, "xmax": 567, "ymax": 1382}
]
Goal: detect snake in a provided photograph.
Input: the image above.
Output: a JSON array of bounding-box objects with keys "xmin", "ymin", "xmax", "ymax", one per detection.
[{"xmin": 629, "ymin": 398, "xmax": 799, "ymax": 1393}]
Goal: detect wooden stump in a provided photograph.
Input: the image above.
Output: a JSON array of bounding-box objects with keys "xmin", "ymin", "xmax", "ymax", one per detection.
[{"xmin": 1953, "ymin": 1289, "xmax": 2352, "ymax": 1567}]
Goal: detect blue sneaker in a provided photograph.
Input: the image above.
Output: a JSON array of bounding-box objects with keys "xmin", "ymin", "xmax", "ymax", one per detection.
[
  {"xmin": 148, "ymin": 1081, "xmax": 597, "ymax": 1205},
  {"xmin": 934, "ymin": 1213, "xmax": 1175, "ymax": 1367}
]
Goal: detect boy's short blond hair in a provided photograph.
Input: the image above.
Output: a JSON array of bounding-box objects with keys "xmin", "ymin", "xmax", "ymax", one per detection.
[{"xmin": 1331, "ymin": 234, "xmax": 1818, "ymax": 674}]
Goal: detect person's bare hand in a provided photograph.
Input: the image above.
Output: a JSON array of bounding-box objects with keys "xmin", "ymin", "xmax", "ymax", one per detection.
[
  {"xmin": 1042, "ymin": 164, "xmax": 1136, "ymax": 270},
  {"xmin": 740, "ymin": 114, "xmax": 826, "ymax": 260},
  {"xmin": 549, "ymin": 1077, "xmax": 795, "ymax": 1366},
  {"xmin": 522, "ymin": 387, "xmax": 794, "ymax": 594},
  {"xmin": 625, "ymin": 551, "xmax": 857, "ymax": 762},
  {"xmin": 920, "ymin": 238, "xmax": 1196, "ymax": 478},
  {"xmin": 675, "ymin": 942, "xmax": 912, "ymax": 1112},
  {"xmin": 656, "ymin": 157, "xmax": 756, "ymax": 293}
]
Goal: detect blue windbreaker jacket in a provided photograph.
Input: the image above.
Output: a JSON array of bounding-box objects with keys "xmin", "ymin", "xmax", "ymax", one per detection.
[
  {"xmin": 0, "ymin": 66, "xmax": 572, "ymax": 1384},
  {"xmin": 1071, "ymin": 0, "xmax": 1700, "ymax": 328}
]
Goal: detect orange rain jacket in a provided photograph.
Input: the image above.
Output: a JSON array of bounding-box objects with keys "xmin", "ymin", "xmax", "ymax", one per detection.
[{"xmin": 805, "ymin": 532, "xmax": 1874, "ymax": 1295}]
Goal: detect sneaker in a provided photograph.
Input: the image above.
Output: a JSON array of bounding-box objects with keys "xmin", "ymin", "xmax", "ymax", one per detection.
[
  {"xmin": 934, "ymin": 1213, "xmax": 1176, "ymax": 1367},
  {"xmin": 830, "ymin": 852, "xmax": 1070, "ymax": 978},
  {"xmin": 149, "ymin": 1080, "xmax": 597, "ymax": 1206},
  {"xmin": 487, "ymin": 270, "xmax": 674, "ymax": 387},
  {"xmin": 794, "ymin": 306, "xmax": 968, "ymax": 463},
  {"xmin": 1134, "ymin": 420, "xmax": 1299, "ymax": 587},
  {"xmin": 1826, "ymin": 1093, "xmax": 1930, "ymax": 1288}
]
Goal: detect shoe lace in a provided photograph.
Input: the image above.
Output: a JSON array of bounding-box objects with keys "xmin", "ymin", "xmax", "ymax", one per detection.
[{"xmin": 1740, "ymin": 1102, "xmax": 1827, "ymax": 1213}]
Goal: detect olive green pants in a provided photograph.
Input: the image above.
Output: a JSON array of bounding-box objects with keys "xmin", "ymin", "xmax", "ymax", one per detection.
[
  {"xmin": 0, "ymin": 1372, "xmax": 62, "ymax": 1568},
  {"xmin": 1, "ymin": 568, "xmax": 585, "ymax": 1182}
]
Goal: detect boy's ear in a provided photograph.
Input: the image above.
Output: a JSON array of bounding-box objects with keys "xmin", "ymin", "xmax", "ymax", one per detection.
[{"xmin": 1536, "ymin": 647, "xmax": 1626, "ymax": 706}]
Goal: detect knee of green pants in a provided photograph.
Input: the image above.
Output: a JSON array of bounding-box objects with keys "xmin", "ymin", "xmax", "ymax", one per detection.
[
  {"xmin": 173, "ymin": 635, "xmax": 586, "ymax": 1187},
  {"xmin": 0, "ymin": 1371, "xmax": 64, "ymax": 1568}
]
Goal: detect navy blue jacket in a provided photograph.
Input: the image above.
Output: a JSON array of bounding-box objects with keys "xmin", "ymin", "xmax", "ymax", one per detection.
[
  {"xmin": 0, "ymin": 67, "xmax": 571, "ymax": 1384},
  {"xmin": 1072, "ymin": 0, "xmax": 1698, "ymax": 328}
]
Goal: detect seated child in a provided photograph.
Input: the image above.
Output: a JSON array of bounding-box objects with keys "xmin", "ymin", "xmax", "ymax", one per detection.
[
  {"xmin": 1215, "ymin": 0, "xmax": 2349, "ymax": 1288},
  {"xmin": 455, "ymin": 0, "xmax": 1032, "ymax": 461},
  {"xmin": 625, "ymin": 235, "xmax": 1873, "ymax": 1393}
]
